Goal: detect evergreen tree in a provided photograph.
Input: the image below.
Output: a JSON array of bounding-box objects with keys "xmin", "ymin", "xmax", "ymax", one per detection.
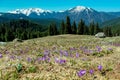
[
  {"xmin": 48, "ymin": 23, "xmax": 58, "ymax": 36},
  {"xmin": 115, "ymin": 29, "xmax": 120, "ymax": 36},
  {"xmin": 1, "ymin": 34, "xmax": 4, "ymax": 41},
  {"xmin": 65, "ymin": 16, "xmax": 72, "ymax": 34},
  {"xmin": 94, "ymin": 23, "xmax": 100, "ymax": 34},
  {"xmin": 83, "ymin": 25, "xmax": 89, "ymax": 35},
  {"xmin": 89, "ymin": 21, "xmax": 95, "ymax": 35},
  {"xmin": 52, "ymin": 23, "xmax": 58, "ymax": 35},
  {"xmin": 103, "ymin": 27, "xmax": 112, "ymax": 37},
  {"xmin": 71, "ymin": 21, "xmax": 77, "ymax": 34},
  {"xmin": 108, "ymin": 27, "xmax": 112, "ymax": 37},
  {"xmin": 60, "ymin": 20, "xmax": 65, "ymax": 34},
  {"xmin": 48, "ymin": 24, "xmax": 53, "ymax": 35},
  {"xmin": 77, "ymin": 19, "xmax": 85, "ymax": 34},
  {"xmin": 5, "ymin": 32, "xmax": 8, "ymax": 42}
]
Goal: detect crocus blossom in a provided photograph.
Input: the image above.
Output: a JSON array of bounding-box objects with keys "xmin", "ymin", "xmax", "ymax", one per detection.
[{"xmin": 77, "ymin": 70, "xmax": 86, "ymax": 77}]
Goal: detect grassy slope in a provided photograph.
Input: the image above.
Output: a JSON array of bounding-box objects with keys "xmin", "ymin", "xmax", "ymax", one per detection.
[
  {"xmin": 102, "ymin": 17, "xmax": 120, "ymax": 32},
  {"xmin": 0, "ymin": 35, "xmax": 120, "ymax": 80}
]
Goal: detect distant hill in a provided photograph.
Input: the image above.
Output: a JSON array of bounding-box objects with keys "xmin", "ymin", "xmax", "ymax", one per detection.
[
  {"xmin": 0, "ymin": 12, "xmax": 29, "ymax": 19},
  {"xmin": 0, "ymin": 16, "xmax": 9, "ymax": 22},
  {"xmin": 0, "ymin": 13, "xmax": 61, "ymax": 28},
  {"xmin": 30, "ymin": 18, "xmax": 61, "ymax": 27},
  {"xmin": 0, "ymin": 19, "xmax": 47, "ymax": 31},
  {"xmin": 102, "ymin": 17, "xmax": 120, "ymax": 34},
  {"xmin": 107, "ymin": 12, "xmax": 120, "ymax": 17}
]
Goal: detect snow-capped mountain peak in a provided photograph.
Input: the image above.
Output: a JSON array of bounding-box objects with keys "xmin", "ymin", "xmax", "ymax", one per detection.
[
  {"xmin": 74, "ymin": 6, "xmax": 86, "ymax": 11},
  {"xmin": 69, "ymin": 6, "xmax": 94, "ymax": 13},
  {"xmin": 8, "ymin": 8, "xmax": 53, "ymax": 16}
]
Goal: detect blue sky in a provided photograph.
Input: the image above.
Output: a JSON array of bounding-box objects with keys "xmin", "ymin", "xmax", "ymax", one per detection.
[{"xmin": 0, "ymin": 0, "xmax": 120, "ymax": 12}]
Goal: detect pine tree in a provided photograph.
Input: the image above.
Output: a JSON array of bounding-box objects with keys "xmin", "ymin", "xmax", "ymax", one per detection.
[
  {"xmin": 48, "ymin": 23, "xmax": 58, "ymax": 36},
  {"xmin": 83, "ymin": 25, "xmax": 89, "ymax": 35},
  {"xmin": 108, "ymin": 27, "xmax": 112, "ymax": 37},
  {"xmin": 77, "ymin": 19, "xmax": 85, "ymax": 35},
  {"xmin": 1, "ymin": 34, "xmax": 4, "ymax": 41},
  {"xmin": 103, "ymin": 27, "xmax": 112, "ymax": 37},
  {"xmin": 60, "ymin": 20, "xmax": 65, "ymax": 34},
  {"xmin": 89, "ymin": 21, "xmax": 95, "ymax": 35},
  {"xmin": 71, "ymin": 21, "xmax": 77, "ymax": 34},
  {"xmin": 52, "ymin": 23, "xmax": 58, "ymax": 35},
  {"xmin": 65, "ymin": 16, "xmax": 72, "ymax": 34},
  {"xmin": 48, "ymin": 24, "xmax": 53, "ymax": 35},
  {"xmin": 94, "ymin": 23, "xmax": 100, "ymax": 34},
  {"xmin": 5, "ymin": 32, "xmax": 8, "ymax": 42},
  {"xmin": 115, "ymin": 29, "xmax": 120, "ymax": 36}
]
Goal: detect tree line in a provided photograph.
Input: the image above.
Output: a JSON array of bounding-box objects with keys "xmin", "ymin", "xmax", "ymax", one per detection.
[
  {"xmin": 48, "ymin": 16, "xmax": 112, "ymax": 36},
  {"xmin": 0, "ymin": 16, "xmax": 113, "ymax": 42}
]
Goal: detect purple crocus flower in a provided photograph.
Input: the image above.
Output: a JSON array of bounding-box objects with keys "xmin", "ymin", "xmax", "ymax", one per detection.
[
  {"xmin": 37, "ymin": 57, "xmax": 46, "ymax": 61},
  {"xmin": 98, "ymin": 65, "xmax": 102, "ymax": 71},
  {"xmin": 59, "ymin": 59, "xmax": 66, "ymax": 64},
  {"xmin": 41, "ymin": 57, "xmax": 46, "ymax": 61},
  {"xmin": 47, "ymin": 57, "xmax": 50, "ymax": 62},
  {"xmin": 76, "ymin": 53, "xmax": 79, "ymax": 58},
  {"xmin": 27, "ymin": 57, "xmax": 32, "ymax": 62},
  {"xmin": 55, "ymin": 58, "xmax": 66, "ymax": 64},
  {"xmin": 77, "ymin": 70, "xmax": 86, "ymax": 77},
  {"xmin": 44, "ymin": 50, "xmax": 49, "ymax": 56},
  {"xmin": 59, "ymin": 50, "xmax": 63, "ymax": 57},
  {"xmin": 89, "ymin": 69, "xmax": 94, "ymax": 74},
  {"xmin": 107, "ymin": 48, "xmax": 113, "ymax": 51},
  {"xmin": 0, "ymin": 54, "xmax": 3, "ymax": 58},
  {"xmin": 55, "ymin": 58, "xmax": 59, "ymax": 63},
  {"xmin": 96, "ymin": 46, "xmax": 102, "ymax": 52},
  {"xmin": 64, "ymin": 51, "xmax": 69, "ymax": 57},
  {"xmin": 70, "ymin": 47, "xmax": 76, "ymax": 51},
  {"xmin": 9, "ymin": 55, "xmax": 15, "ymax": 60}
]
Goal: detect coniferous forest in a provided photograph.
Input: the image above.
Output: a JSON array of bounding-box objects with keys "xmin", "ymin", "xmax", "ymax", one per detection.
[{"xmin": 0, "ymin": 16, "xmax": 114, "ymax": 42}]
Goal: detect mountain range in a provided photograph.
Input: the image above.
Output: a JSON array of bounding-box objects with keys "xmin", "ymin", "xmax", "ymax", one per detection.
[{"xmin": 0, "ymin": 6, "xmax": 120, "ymax": 24}]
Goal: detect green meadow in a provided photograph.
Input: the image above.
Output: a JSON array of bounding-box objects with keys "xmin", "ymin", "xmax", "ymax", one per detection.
[{"xmin": 0, "ymin": 35, "xmax": 120, "ymax": 80}]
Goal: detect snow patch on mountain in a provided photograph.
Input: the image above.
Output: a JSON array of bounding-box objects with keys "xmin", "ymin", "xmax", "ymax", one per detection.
[
  {"xmin": 74, "ymin": 6, "xmax": 86, "ymax": 11},
  {"xmin": 8, "ymin": 8, "xmax": 53, "ymax": 16},
  {"xmin": 69, "ymin": 6, "xmax": 94, "ymax": 13},
  {"xmin": 58, "ymin": 10, "xmax": 64, "ymax": 13}
]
